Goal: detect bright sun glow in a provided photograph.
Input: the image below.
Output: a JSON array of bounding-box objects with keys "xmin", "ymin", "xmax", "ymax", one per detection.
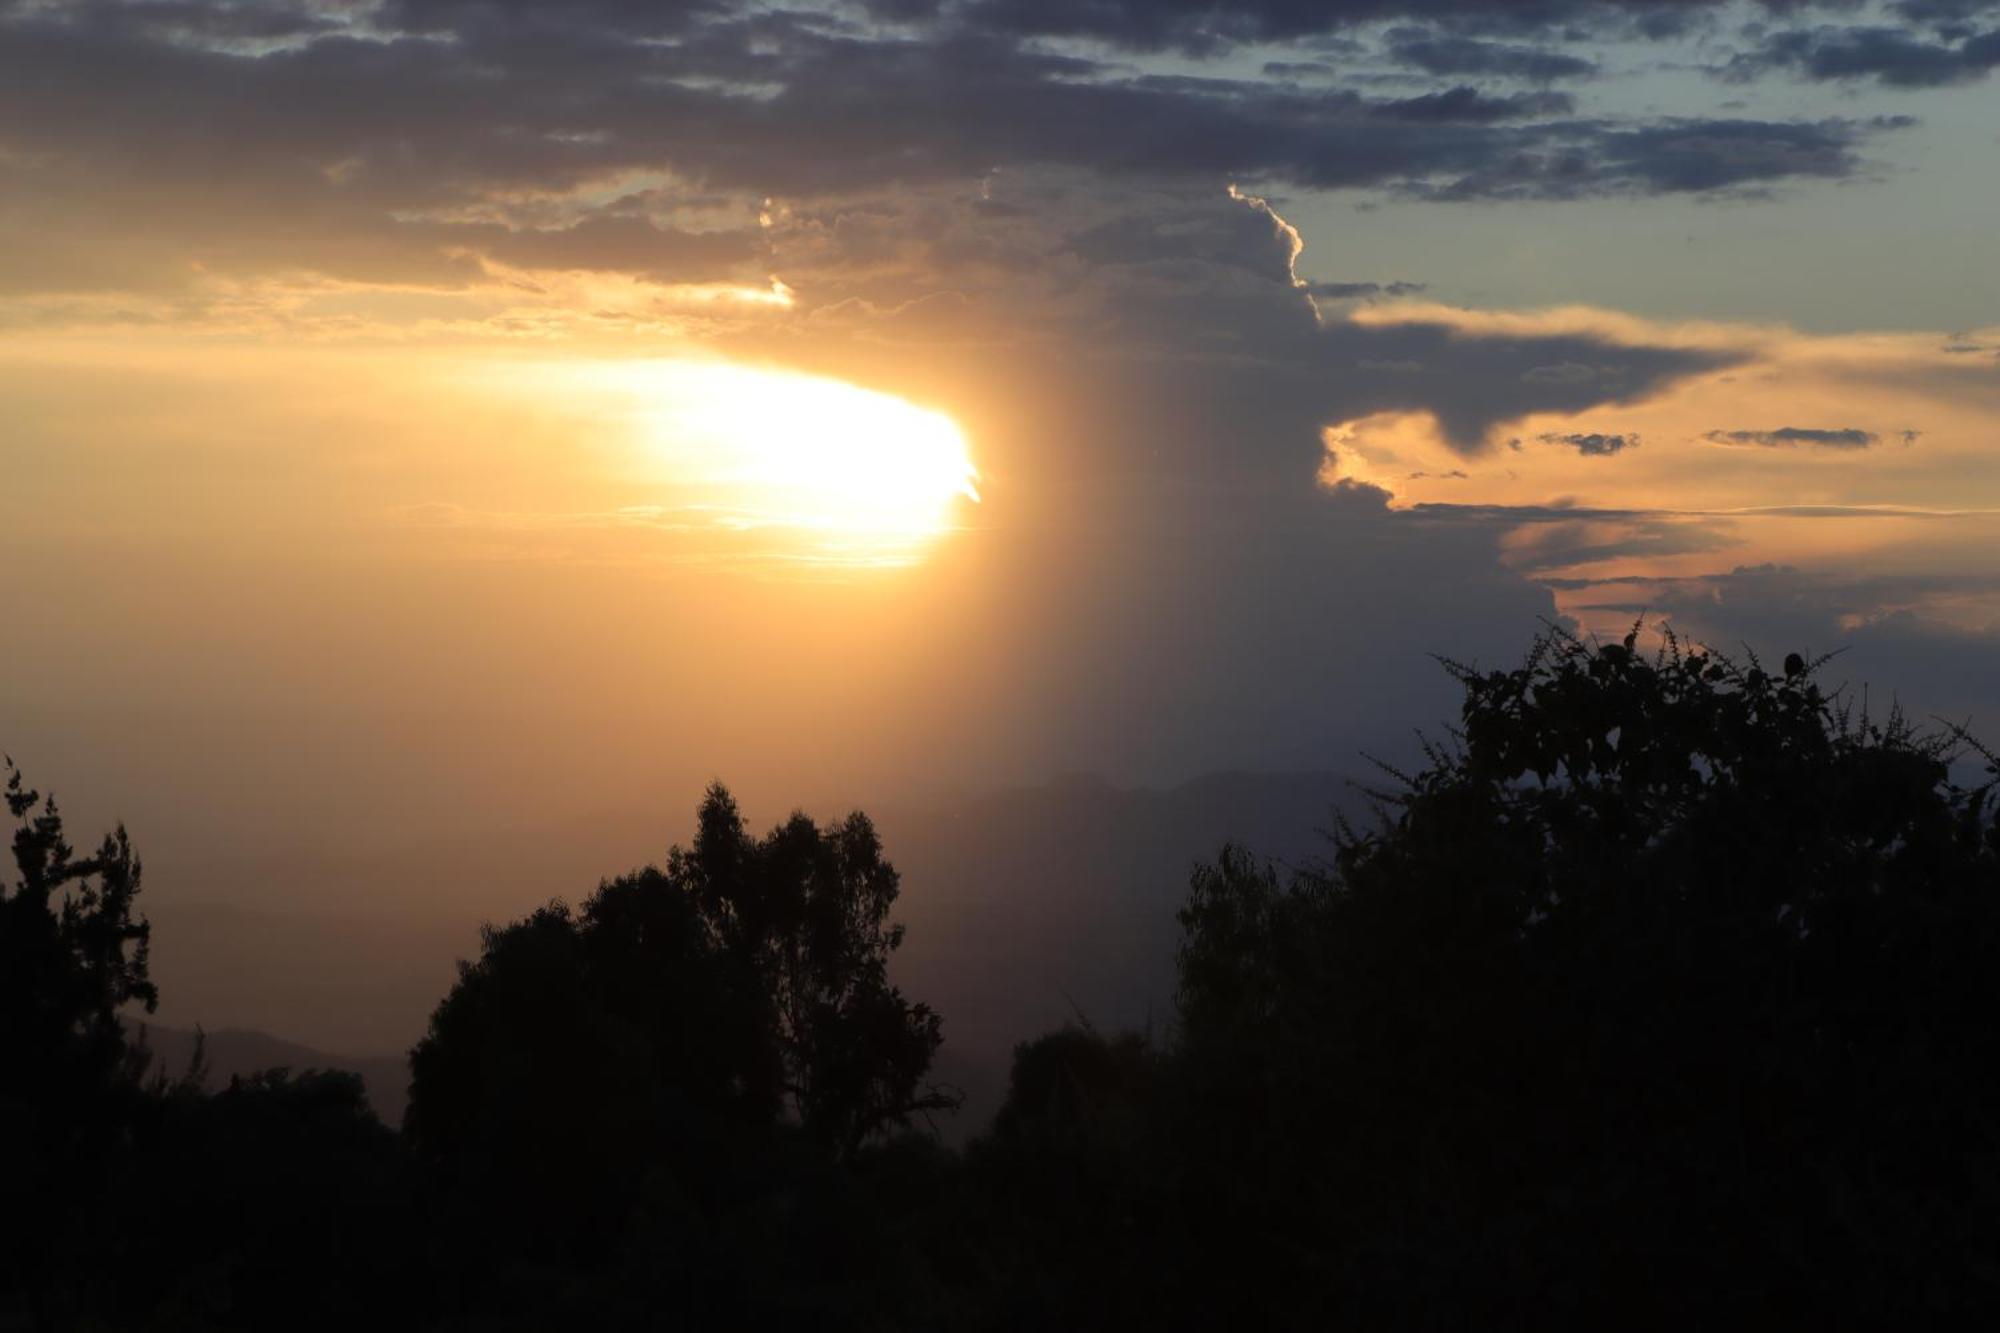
[
  {"xmin": 642, "ymin": 362, "xmax": 980, "ymax": 532},
  {"xmin": 548, "ymin": 359, "xmax": 981, "ymax": 567}
]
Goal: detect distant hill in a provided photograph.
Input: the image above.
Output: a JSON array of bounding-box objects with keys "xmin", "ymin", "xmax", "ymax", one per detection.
[
  {"xmin": 138, "ymin": 1025, "xmax": 409, "ymax": 1128},
  {"xmin": 139, "ymin": 770, "xmax": 1363, "ymax": 1139},
  {"xmin": 880, "ymin": 770, "xmax": 1358, "ymax": 1132}
]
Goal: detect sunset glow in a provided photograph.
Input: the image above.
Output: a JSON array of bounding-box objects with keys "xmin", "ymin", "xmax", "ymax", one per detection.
[
  {"xmin": 518, "ymin": 359, "xmax": 982, "ymax": 566},
  {"xmin": 11, "ymin": 5, "xmax": 2000, "ymax": 1288},
  {"xmin": 639, "ymin": 363, "xmax": 978, "ymax": 533}
]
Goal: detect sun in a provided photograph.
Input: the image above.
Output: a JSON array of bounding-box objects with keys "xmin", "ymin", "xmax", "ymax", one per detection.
[
  {"xmin": 561, "ymin": 358, "xmax": 981, "ymax": 566},
  {"xmin": 659, "ymin": 363, "xmax": 981, "ymax": 537},
  {"xmin": 532, "ymin": 356, "xmax": 976, "ymax": 564}
]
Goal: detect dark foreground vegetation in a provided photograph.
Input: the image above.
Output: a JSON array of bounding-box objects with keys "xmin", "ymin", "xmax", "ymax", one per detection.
[{"xmin": 8, "ymin": 627, "xmax": 2000, "ymax": 1329}]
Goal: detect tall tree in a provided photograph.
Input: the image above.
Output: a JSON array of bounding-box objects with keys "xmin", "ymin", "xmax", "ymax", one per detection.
[
  {"xmin": 667, "ymin": 784, "xmax": 956, "ymax": 1154},
  {"xmin": 1175, "ymin": 627, "xmax": 2000, "ymax": 1321},
  {"xmin": 0, "ymin": 758, "xmax": 155, "ymax": 1109},
  {"xmin": 404, "ymin": 784, "xmax": 955, "ymax": 1243},
  {"xmin": 1, "ymin": 760, "xmax": 158, "ymax": 1323}
]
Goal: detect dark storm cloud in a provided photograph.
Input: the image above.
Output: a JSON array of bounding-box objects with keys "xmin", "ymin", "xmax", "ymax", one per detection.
[
  {"xmin": 1331, "ymin": 326, "xmax": 1728, "ymax": 449},
  {"xmin": 1417, "ymin": 116, "xmax": 1910, "ymax": 201},
  {"xmin": 763, "ymin": 184, "xmax": 1629, "ymax": 779},
  {"xmin": 1039, "ymin": 211, "xmax": 1733, "ymax": 452},
  {"xmin": 0, "ymin": 0, "xmax": 1926, "ymax": 300},
  {"xmin": 1510, "ymin": 515, "xmax": 1736, "ymax": 569},
  {"xmin": 1523, "ymin": 363, "xmax": 1606, "ymax": 384},
  {"xmin": 816, "ymin": 178, "xmax": 1741, "ymax": 458},
  {"xmin": 1060, "ymin": 203, "xmax": 1307, "ymax": 282},
  {"xmin": 1540, "ymin": 430, "xmax": 1639, "ymax": 454},
  {"xmin": 1704, "ymin": 427, "xmax": 1881, "ymax": 448},
  {"xmin": 1372, "ymin": 500, "xmax": 1741, "ymax": 574},
  {"xmin": 7, "ymin": 3, "xmax": 1999, "ymax": 951},
  {"xmin": 1724, "ymin": 24, "xmax": 2000, "ymax": 87}
]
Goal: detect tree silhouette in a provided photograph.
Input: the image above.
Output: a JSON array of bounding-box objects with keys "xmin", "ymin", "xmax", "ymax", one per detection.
[
  {"xmin": 1, "ymin": 761, "xmax": 160, "ymax": 1324},
  {"xmin": 0, "ymin": 762, "xmax": 432, "ymax": 1330},
  {"xmin": 1, "ymin": 758, "xmax": 155, "ymax": 1107},
  {"xmin": 667, "ymin": 784, "xmax": 957, "ymax": 1155},
  {"xmin": 114, "ymin": 1067, "xmax": 422, "ymax": 1331},
  {"xmin": 403, "ymin": 782, "xmax": 958, "ymax": 1311},
  {"xmin": 951, "ymin": 1025, "xmax": 1172, "ymax": 1330},
  {"xmin": 1174, "ymin": 625, "xmax": 2000, "ymax": 1322},
  {"xmin": 14, "ymin": 628, "xmax": 2000, "ymax": 1328}
]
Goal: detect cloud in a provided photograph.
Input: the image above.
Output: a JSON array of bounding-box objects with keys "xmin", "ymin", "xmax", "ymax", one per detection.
[
  {"xmin": 1372, "ymin": 86, "xmax": 1577, "ymax": 122},
  {"xmin": 1548, "ymin": 562, "xmax": 2000, "ymax": 733},
  {"xmin": 1403, "ymin": 501, "xmax": 1657, "ymax": 523},
  {"xmin": 1061, "ymin": 202, "xmax": 1307, "ymax": 283},
  {"xmin": 1383, "ymin": 32, "xmax": 1600, "ymax": 81},
  {"xmin": 1137, "ymin": 222, "xmax": 1736, "ymax": 451},
  {"xmin": 6, "ymin": 25, "xmax": 1998, "ymax": 813},
  {"xmin": 1312, "ymin": 281, "xmax": 1428, "ymax": 300},
  {"xmin": 961, "ymin": 0, "xmax": 1842, "ymax": 53},
  {"xmin": 1505, "ymin": 515, "xmax": 1738, "ymax": 570},
  {"xmin": 1725, "ymin": 25, "xmax": 2000, "ymax": 88},
  {"xmin": 1416, "ymin": 116, "xmax": 1912, "ymax": 201},
  {"xmin": 1704, "ymin": 426, "xmax": 1881, "ymax": 448},
  {"xmin": 4, "ymin": 0, "xmax": 2000, "ymax": 923},
  {"xmin": 1893, "ymin": 0, "xmax": 2000, "ymax": 22},
  {"xmin": 1944, "ymin": 332, "xmax": 2000, "ymax": 357},
  {"xmin": 0, "ymin": 0, "xmax": 1925, "ymax": 309},
  {"xmin": 1523, "ymin": 362, "xmax": 1607, "ymax": 385},
  {"xmin": 1405, "ymin": 501, "xmax": 1999, "ymax": 523},
  {"xmin": 734, "ymin": 176, "xmax": 1774, "ymax": 767},
  {"xmin": 1540, "ymin": 430, "xmax": 1639, "ymax": 455}
]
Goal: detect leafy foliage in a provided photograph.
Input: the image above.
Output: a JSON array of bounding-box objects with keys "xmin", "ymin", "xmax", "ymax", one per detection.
[
  {"xmin": 13, "ymin": 628, "xmax": 2000, "ymax": 1327},
  {"xmin": 1174, "ymin": 626, "xmax": 2000, "ymax": 1321},
  {"xmin": 1, "ymin": 758, "xmax": 155, "ymax": 1110},
  {"xmin": 401, "ymin": 782, "xmax": 958, "ymax": 1322},
  {"xmin": 116, "ymin": 1068, "xmax": 420, "ymax": 1332},
  {"xmin": 952, "ymin": 1026, "xmax": 1173, "ymax": 1330},
  {"xmin": 1, "ymin": 761, "xmax": 160, "ymax": 1323},
  {"xmin": 408, "ymin": 784, "xmax": 952, "ymax": 1176},
  {"xmin": 665, "ymin": 784, "xmax": 957, "ymax": 1154}
]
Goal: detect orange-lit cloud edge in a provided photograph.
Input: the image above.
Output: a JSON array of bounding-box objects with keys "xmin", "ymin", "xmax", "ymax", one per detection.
[
  {"xmin": 5, "ymin": 194, "xmax": 1997, "ymax": 626},
  {"xmin": 1318, "ymin": 301, "xmax": 2000, "ymax": 634}
]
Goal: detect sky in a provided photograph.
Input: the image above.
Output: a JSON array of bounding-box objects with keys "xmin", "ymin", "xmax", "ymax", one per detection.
[{"xmin": 4, "ymin": 0, "xmax": 2000, "ymax": 943}]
